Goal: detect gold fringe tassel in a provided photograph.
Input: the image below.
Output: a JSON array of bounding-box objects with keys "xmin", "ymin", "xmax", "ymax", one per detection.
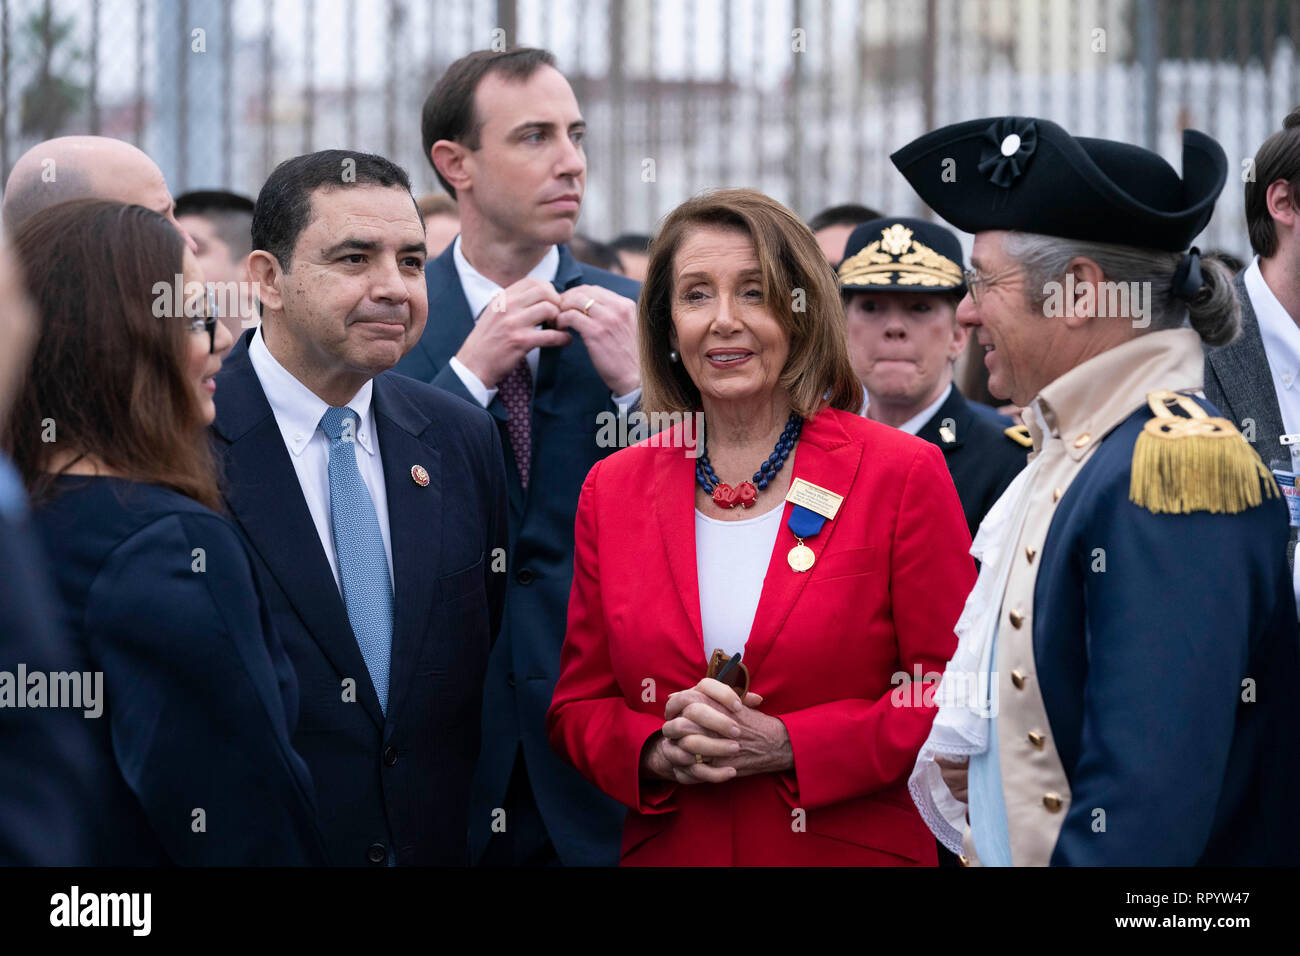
[{"xmin": 1130, "ymin": 425, "xmax": 1279, "ymax": 515}]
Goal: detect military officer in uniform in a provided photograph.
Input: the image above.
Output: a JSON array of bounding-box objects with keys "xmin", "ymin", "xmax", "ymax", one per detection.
[
  {"xmin": 897, "ymin": 116, "xmax": 1300, "ymax": 865},
  {"xmin": 839, "ymin": 216, "xmax": 1029, "ymax": 536}
]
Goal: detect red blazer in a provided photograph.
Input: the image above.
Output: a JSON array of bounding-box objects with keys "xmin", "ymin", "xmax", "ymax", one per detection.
[{"xmin": 547, "ymin": 406, "xmax": 974, "ymax": 865}]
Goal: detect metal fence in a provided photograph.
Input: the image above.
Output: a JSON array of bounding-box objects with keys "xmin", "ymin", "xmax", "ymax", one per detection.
[{"xmin": 2, "ymin": 0, "xmax": 1298, "ymax": 255}]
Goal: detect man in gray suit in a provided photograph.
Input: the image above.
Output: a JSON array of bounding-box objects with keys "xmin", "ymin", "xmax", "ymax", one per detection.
[{"xmin": 1204, "ymin": 106, "xmax": 1300, "ymax": 617}]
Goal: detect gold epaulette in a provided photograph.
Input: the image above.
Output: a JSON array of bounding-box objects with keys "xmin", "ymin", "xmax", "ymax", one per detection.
[
  {"xmin": 1004, "ymin": 424, "xmax": 1033, "ymax": 448},
  {"xmin": 1129, "ymin": 390, "xmax": 1278, "ymax": 514}
]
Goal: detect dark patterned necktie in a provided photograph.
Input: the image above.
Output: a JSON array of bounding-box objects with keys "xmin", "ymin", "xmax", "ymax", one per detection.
[{"xmin": 499, "ymin": 357, "xmax": 533, "ymax": 489}]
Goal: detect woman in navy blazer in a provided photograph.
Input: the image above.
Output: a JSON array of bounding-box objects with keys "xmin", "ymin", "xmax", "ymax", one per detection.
[{"xmin": 5, "ymin": 200, "xmax": 325, "ymax": 865}]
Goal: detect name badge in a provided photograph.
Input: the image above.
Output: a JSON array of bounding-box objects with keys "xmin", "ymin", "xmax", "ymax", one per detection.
[
  {"xmin": 785, "ymin": 478, "xmax": 845, "ymax": 520},
  {"xmin": 1274, "ymin": 470, "xmax": 1300, "ymax": 529}
]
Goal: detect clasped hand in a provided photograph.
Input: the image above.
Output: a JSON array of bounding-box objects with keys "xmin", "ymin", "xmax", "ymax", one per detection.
[
  {"xmin": 454, "ymin": 278, "xmax": 639, "ymax": 397},
  {"xmin": 641, "ymin": 678, "xmax": 793, "ymax": 785}
]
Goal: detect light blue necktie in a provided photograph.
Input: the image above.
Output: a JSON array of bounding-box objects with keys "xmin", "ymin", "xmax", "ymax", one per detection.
[{"xmin": 319, "ymin": 405, "xmax": 393, "ymax": 714}]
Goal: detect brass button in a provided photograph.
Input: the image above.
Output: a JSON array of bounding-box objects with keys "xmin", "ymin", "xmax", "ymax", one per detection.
[
  {"xmin": 1043, "ymin": 792, "xmax": 1063, "ymax": 812},
  {"xmin": 1025, "ymin": 546, "xmax": 1036, "ymax": 563},
  {"xmin": 1052, "ymin": 487, "xmax": 1063, "ymax": 502},
  {"xmin": 958, "ymin": 853, "xmax": 970, "ymax": 867},
  {"xmin": 1008, "ymin": 608, "xmax": 1025, "ymax": 628},
  {"xmin": 1028, "ymin": 731, "xmax": 1046, "ymax": 749},
  {"xmin": 1073, "ymin": 433, "xmax": 1091, "ymax": 448},
  {"xmin": 1010, "ymin": 669, "xmax": 1026, "ymax": 689}
]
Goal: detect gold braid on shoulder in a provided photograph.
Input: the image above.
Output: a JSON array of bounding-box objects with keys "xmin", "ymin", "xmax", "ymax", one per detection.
[{"xmin": 1130, "ymin": 390, "xmax": 1278, "ymax": 515}]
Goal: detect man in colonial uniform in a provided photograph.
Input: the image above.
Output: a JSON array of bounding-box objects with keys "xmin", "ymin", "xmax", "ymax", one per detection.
[
  {"xmin": 898, "ymin": 116, "xmax": 1300, "ymax": 865},
  {"xmin": 839, "ymin": 216, "xmax": 1029, "ymax": 537}
]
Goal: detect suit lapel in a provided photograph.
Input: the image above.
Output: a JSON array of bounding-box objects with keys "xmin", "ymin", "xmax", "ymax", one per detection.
[
  {"xmin": 212, "ymin": 335, "xmax": 385, "ymax": 730},
  {"xmin": 1209, "ymin": 277, "xmax": 1286, "ymax": 453},
  {"xmin": 419, "ymin": 247, "xmax": 477, "ymax": 373},
  {"xmin": 371, "ymin": 376, "xmax": 442, "ymax": 731},
  {"xmin": 423, "ymin": 244, "xmax": 522, "ymax": 514},
  {"xmin": 653, "ymin": 440, "xmax": 707, "ymax": 666},
  {"xmin": 741, "ymin": 411, "xmax": 865, "ymax": 678},
  {"xmin": 914, "ymin": 386, "xmax": 968, "ymax": 450}
]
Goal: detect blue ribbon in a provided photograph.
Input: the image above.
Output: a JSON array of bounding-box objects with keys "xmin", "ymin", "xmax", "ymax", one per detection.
[{"xmin": 787, "ymin": 503, "xmax": 827, "ymax": 539}]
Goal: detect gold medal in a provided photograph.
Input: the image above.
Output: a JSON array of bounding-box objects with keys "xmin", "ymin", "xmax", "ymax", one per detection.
[{"xmin": 788, "ymin": 541, "xmax": 815, "ymax": 572}]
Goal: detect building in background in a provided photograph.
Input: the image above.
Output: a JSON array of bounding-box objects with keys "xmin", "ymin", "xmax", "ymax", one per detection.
[{"xmin": 1, "ymin": 0, "xmax": 1296, "ymax": 257}]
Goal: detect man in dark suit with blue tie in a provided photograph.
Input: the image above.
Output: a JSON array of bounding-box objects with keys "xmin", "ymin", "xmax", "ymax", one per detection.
[
  {"xmin": 212, "ymin": 150, "xmax": 508, "ymax": 866},
  {"xmin": 393, "ymin": 48, "xmax": 638, "ymax": 866}
]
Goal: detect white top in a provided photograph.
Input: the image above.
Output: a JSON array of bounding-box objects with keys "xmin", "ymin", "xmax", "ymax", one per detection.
[
  {"xmin": 1243, "ymin": 256, "xmax": 1300, "ymax": 616},
  {"xmin": 694, "ymin": 504, "xmax": 785, "ymax": 662},
  {"xmin": 444, "ymin": 236, "xmax": 641, "ymax": 411},
  {"xmin": 248, "ymin": 326, "xmax": 394, "ymax": 594},
  {"xmin": 862, "ymin": 383, "xmax": 953, "ymax": 436}
]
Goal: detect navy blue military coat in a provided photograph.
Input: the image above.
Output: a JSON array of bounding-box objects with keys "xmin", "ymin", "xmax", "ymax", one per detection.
[{"xmin": 1036, "ymin": 398, "xmax": 1300, "ymax": 865}]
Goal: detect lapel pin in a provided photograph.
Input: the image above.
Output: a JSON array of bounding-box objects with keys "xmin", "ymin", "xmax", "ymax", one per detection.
[{"xmin": 410, "ymin": 464, "xmax": 430, "ymax": 487}]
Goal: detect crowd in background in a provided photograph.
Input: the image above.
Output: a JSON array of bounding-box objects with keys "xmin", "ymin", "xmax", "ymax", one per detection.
[{"xmin": 1, "ymin": 43, "xmax": 1298, "ymax": 868}]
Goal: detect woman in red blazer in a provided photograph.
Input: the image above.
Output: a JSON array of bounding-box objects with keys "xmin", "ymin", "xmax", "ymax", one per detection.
[{"xmin": 547, "ymin": 189, "xmax": 975, "ymax": 866}]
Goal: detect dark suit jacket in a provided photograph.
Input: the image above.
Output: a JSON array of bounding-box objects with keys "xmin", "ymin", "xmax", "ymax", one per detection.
[
  {"xmin": 30, "ymin": 476, "xmax": 325, "ymax": 865},
  {"xmin": 914, "ymin": 387, "xmax": 1027, "ymax": 536},
  {"xmin": 1036, "ymin": 399, "xmax": 1300, "ymax": 864},
  {"xmin": 0, "ymin": 502, "xmax": 95, "ymax": 865},
  {"xmin": 392, "ymin": 242, "xmax": 635, "ymax": 866},
  {"xmin": 1204, "ymin": 271, "xmax": 1297, "ymax": 575},
  {"xmin": 212, "ymin": 330, "xmax": 508, "ymax": 865}
]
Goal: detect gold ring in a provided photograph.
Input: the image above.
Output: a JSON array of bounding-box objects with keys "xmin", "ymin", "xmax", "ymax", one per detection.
[
  {"xmin": 581, "ymin": 297, "xmax": 596, "ymax": 315},
  {"xmin": 694, "ymin": 753, "xmax": 706, "ymax": 765}
]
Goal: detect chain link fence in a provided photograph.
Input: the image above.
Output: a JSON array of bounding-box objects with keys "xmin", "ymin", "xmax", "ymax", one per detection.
[{"xmin": 2, "ymin": 0, "xmax": 1297, "ymax": 255}]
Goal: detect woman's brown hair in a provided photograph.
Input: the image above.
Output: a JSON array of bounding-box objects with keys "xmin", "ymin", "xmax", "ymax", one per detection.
[
  {"xmin": 4, "ymin": 199, "xmax": 221, "ymax": 510},
  {"xmin": 639, "ymin": 188, "xmax": 862, "ymax": 417}
]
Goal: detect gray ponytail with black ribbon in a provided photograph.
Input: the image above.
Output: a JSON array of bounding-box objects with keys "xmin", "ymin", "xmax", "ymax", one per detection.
[{"xmin": 1171, "ymin": 247, "xmax": 1203, "ymax": 302}]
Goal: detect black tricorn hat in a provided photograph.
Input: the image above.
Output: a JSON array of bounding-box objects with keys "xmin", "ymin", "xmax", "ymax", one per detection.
[
  {"xmin": 838, "ymin": 217, "xmax": 966, "ymax": 295},
  {"xmin": 890, "ymin": 116, "xmax": 1227, "ymax": 252}
]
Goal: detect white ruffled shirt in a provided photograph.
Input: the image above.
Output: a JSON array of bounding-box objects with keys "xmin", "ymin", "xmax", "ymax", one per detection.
[{"xmin": 908, "ymin": 403, "xmax": 1047, "ymax": 854}]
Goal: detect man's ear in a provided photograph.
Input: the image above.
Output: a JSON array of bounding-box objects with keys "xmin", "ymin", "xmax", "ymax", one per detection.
[
  {"xmin": 1266, "ymin": 179, "xmax": 1299, "ymax": 231},
  {"xmin": 246, "ymin": 250, "xmax": 284, "ymax": 315},
  {"xmin": 432, "ymin": 139, "xmax": 473, "ymax": 196},
  {"xmin": 1062, "ymin": 256, "xmax": 1104, "ymax": 328}
]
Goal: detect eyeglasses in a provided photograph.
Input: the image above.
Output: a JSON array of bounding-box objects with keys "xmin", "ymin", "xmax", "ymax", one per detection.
[
  {"xmin": 186, "ymin": 290, "xmax": 218, "ymax": 354},
  {"xmin": 962, "ymin": 266, "xmax": 1021, "ymax": 307}
]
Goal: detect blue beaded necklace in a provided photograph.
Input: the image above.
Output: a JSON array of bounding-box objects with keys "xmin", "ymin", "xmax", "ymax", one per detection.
[{"xmin": 695, "ymin": 411, "xmax": 803, "ymax": 509}]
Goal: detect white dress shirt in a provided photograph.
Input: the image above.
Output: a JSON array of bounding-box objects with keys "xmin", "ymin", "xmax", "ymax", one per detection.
[
  {"xmin": 862, "ymin": 383, "xmax": 953, "ymax": 436},
  {"xmin": 694, "ymin": 505, "xmax": 784, "ymax": 661},
  {"xmin": 248, "ymin": 326, "xmax": 394, "ymax": 594},
  {"xmin": 1243, "ymin": 256, "xmax": 1300, "ymax": 614},
  {"xmin": 446, "ymin": 236, "xmax": 641, "ymax": 410}
]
